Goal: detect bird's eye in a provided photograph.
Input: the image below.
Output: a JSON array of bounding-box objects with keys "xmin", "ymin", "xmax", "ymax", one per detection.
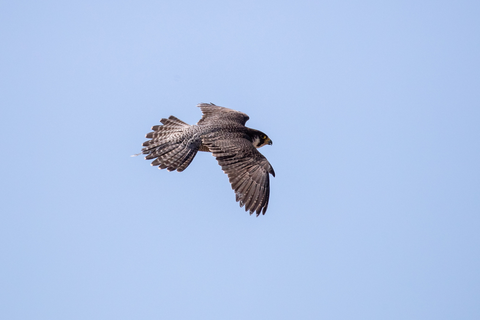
[{"xmin": 262, "ymin": 135, "xmax": 267, "ymax": 139}]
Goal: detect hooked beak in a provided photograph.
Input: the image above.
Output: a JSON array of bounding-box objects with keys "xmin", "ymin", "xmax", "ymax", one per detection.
[{"xmin": 268, "ymin": 139, "xmax": 273, "ymax": 146}]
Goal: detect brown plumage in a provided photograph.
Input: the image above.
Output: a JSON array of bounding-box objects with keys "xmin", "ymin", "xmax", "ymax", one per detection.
[{"xmin": 140, "ymin": 103, "xmax": 275, "ymax": 216}]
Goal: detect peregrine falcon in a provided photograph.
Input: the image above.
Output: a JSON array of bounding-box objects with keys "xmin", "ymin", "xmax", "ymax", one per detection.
[{"xmin": 140, "ymin": 103, "xmax": 275, "ymax": 216}]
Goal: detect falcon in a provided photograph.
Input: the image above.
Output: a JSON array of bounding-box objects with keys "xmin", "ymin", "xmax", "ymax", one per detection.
[{"xmin": 140, "ymin": 103, "xmax": 275, "ymax": 216}]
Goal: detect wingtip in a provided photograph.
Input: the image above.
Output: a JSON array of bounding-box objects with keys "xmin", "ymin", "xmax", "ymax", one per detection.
[{"xmin": 196, "ymin": 102, "xmax": 217, "ymax": 108}]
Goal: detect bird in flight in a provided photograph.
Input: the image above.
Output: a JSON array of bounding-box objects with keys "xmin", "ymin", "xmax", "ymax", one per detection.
[{"xmin": 140, "ymin": 103, "xmax": 275, "ymax": 216}]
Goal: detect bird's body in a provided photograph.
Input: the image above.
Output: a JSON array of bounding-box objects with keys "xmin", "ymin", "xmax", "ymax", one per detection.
[{"xmin": 141, "ymin": 103, "xmax": 275, "ymax": 216}]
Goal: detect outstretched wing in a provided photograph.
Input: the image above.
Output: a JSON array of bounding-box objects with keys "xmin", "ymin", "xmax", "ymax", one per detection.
[
  {"xmin": 197, "ymin": 103, "xmax": 250, "ymax": 126},
  {"xmin": 202, "ymin": 132, "xmax": 275, "ymax": 216}
]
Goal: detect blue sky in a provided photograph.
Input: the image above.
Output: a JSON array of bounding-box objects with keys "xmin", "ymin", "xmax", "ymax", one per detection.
[{"xmin": 1, "ymin": 1, "xmax": 480, "ymax": 319}]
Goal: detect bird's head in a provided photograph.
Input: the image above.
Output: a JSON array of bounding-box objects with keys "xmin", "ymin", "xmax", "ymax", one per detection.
[{"xmin": 252, "ymin": 132, "xmax": 273, "ymax": 148}]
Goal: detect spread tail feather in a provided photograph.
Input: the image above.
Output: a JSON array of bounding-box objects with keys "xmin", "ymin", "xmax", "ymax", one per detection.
[{"xmin": 141, "ymin": 116, "xmax": 201, "ymax": 172}]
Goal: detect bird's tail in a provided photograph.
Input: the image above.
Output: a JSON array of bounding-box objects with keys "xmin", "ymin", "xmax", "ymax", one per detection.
[{"xmin": 141, "ymin": 116, "xmax": 201, "ymax": 172}]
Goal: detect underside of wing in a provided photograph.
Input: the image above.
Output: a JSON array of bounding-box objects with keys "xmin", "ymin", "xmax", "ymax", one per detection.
[
  {"xmin": 197, "ymin": 103, "xmax": 250, "ymax": 126},
  {"xmin": 202, "ymin": 134, "xmax": 275, "ymax": 216}
]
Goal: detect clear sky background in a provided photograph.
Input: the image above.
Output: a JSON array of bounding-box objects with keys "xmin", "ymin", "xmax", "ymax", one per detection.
[{"xmin": 1, "ymin": 1, "xmax": 479, "ymax": 319}]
